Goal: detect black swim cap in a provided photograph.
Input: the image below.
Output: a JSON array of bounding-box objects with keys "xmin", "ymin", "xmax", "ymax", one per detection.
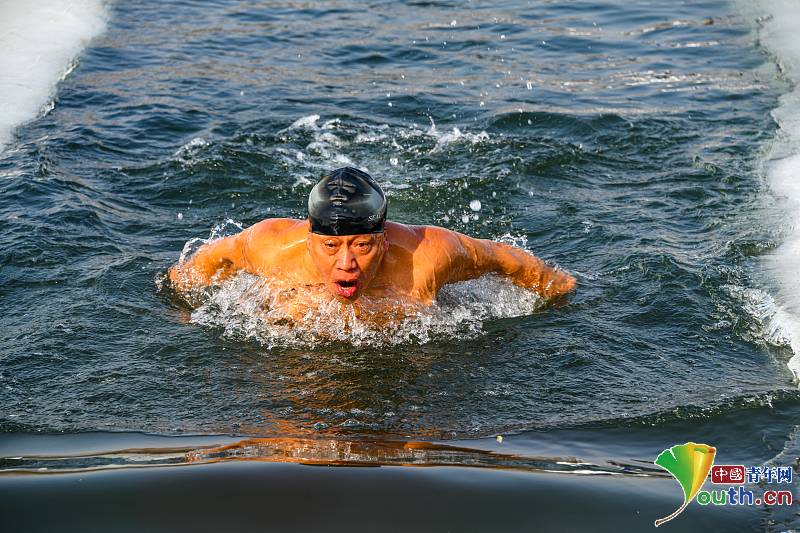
[{"xmin": 308, "ymin": 167, "xmax": 387, "ymax": 235}]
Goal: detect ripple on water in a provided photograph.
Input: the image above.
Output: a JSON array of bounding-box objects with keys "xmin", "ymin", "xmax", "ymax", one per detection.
[{"xmin": 2, "ymin": 1, "xmax": 798, "ymax": 489}]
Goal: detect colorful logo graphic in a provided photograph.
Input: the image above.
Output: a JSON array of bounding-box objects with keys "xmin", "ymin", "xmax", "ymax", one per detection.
[
  {"xmin": 653, "ymin": 442, "xmax": 716, "ymax": 527},
  {"xmin": 653, "ymin": 443, "xmax": 794, "ymax": 527}
]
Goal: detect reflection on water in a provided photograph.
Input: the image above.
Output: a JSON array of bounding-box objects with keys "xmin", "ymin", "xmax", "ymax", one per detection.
[{"xmin": 0, "ymin": 435, "xmax": 660, "ymax": 477}]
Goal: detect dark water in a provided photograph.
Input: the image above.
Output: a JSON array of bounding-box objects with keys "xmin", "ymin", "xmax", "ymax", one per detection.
[{"xmin": 1, "ymin": 0, "xmax": 799, "ymax": 530}]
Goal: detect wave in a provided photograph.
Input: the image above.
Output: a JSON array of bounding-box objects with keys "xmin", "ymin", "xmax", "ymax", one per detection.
[
  {"xmin": 743, "ymin": 1, "xmax": 800, "ymax": 379},
  {"xmin": 0, "ymin": 0, "xmax": 106, "ymax": 152}
]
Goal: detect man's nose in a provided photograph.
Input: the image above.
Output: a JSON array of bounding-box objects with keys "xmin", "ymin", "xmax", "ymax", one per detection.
[{"xmin": 335, "ymin": 246, "xmax": 357, "ymax": 270}]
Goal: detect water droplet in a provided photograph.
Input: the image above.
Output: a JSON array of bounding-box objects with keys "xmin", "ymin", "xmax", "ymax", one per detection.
[
  {"xmin": 526, "ymin": 81, "xmax": 533, "ymax": 90},
  {"xmin": 461, "ymin": 214, "xmax": 470, "ymax": 224},
  {"xmin": 469, "ymin": 200, "xmax": 482, "ymax": 211},
  {"xmin": 450, "ymin": 19, "xmax": 457, "ymax": 26},
  {"xmin": 390, "ymin": 157, "xmax": 399, "ymax": 166},
  {"xmin": 500, "ymin": 34, "xmax": 506, "ymax": 40},
  {"xmin": 388, "ymin": 102, "xmax": 393, "ymax": 107},
  {"xmin": 177, "ymin": 212, "xmax": 183, "ymax": 220},
  {"xmin": 496, "ymin": 435, "xmax": 504, "ymax": 443}
]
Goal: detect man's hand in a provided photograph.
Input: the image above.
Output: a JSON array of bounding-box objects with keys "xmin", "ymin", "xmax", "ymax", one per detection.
[
  {"xmin": 536, "ymin": 265, "xmax": 576, "ymax": 299},
  {"xmin": 486, "ymin": 240, "xmax": 576, "ymax": 298},
  {"xmin": 167, "ymin": 263, "xmax": 199, "ymax": 291}
]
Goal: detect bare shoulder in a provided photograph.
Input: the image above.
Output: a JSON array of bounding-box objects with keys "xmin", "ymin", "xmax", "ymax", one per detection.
[
  {"xmin": 240, "ymin": 218, "xmax": 308, "ymax": 268},
  {"xmin": 384, "ymin": 222, "xmax": 467, "ymax": 281},
  {"xmin": 245, "ymin": 218, "xmax": 308, "ymax": 245},
  {"xmin": 417, "ymin": 225, "xmax": 467, "ymax": 260},
  {"xmin": 385, "ymin": 222, "xmax": 460, "ymax": 251}
]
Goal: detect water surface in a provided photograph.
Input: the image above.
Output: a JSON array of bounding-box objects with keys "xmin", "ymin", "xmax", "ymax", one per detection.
[{"xmin": 1, "ymin": 0, "xmax": 799, "ymax": 530}]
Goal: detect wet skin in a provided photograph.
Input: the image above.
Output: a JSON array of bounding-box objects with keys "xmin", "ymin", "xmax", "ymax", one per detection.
[{"xmin": 168, "ymin": 219, "xmax": 576, "ymax": 306}]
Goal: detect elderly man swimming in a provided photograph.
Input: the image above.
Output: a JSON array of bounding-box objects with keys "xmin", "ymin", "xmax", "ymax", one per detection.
[{"xmin": 168, "ymin": 167, "xmax": 576, "ymax": 307}]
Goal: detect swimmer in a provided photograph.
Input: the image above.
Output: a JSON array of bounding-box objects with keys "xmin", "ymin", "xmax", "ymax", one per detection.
[{"xmin": 168, "ymin": 167, "xmax": 576, "ymax": 308}]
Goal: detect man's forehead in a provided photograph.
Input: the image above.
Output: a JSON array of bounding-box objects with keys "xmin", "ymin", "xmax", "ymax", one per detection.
[{"xmin": 310, "ymin": 232, "xmax": 381, "ymax": 242}]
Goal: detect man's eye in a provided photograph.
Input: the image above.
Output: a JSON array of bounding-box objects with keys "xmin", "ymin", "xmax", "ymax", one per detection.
[{"xmin": 324, "ymin": 242, "xmax": 336, "ymax": 248}]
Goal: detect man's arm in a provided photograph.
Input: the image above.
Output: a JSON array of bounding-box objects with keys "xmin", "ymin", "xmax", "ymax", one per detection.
[
  {"xmin": 168, "ymin": 231, "xmax": 249, "ymax": 290},
  {"xmin": 433, "ymin": 228, "xmax": 576, "ymax": 299}
]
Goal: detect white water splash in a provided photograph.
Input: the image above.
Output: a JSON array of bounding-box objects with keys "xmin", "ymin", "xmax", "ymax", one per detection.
[
  {"xmin": 722, "ymin": 285, "xmax": 793, "ymax": 348},
  {"xmin": 0, "ymin": 0, "xmax": 106, "ymax": 152},
  {"xmin": 173, "ymin": 137, "xmax": 210, "ymax": 162},
  {"xmin": 425, "ymin": 116, "xmax": 490, "ymax": 152},
  {"xmin": 287, "ymin": 114, "xmax": 321, "ymax": 131},
  {"xmin": 178, "ymin": 219, "xmax": 243, "ymax": 264},
  {"xmin": 273, "ymin": 114, "xmax": 491, "ymax": 180},
  {"xmin": 188, "ymin": 272, "xmax": 544, "ymax": 348},
  {"xmin": 741, "ymin": 1, "xmax": 800, "ymax": 379}
]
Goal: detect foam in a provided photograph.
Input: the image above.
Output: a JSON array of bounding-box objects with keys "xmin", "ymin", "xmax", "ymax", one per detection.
[
  {"xmin": 746, "ymin": 1, "xmax": 800, "ymax": 379},
  {"xmin": 721, "ymin": 285, "xmax": 792, "ymax": 348},
  {"xmin": 0, "ymin": 0, "xmax": 106, "ymax": 152},
  {"xmin": 186, "ymin": 271, "xmax": 545, "ymax": 349}
]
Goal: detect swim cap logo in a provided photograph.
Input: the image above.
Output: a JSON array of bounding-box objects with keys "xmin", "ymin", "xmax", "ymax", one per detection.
[{"xmin": 653, "ymin": 442, "xmax": 716, "ymax": 527}]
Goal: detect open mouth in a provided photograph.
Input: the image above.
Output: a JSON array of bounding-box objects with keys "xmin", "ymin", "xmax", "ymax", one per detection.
[{"xmin": 333, "ymin": 279, "xmax": 358, "ymax": 298}]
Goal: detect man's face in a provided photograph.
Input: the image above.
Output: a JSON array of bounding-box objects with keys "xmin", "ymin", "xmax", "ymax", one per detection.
[{"xmin": 306, "ymin": 232, "xmax": 388, "ymax": 302}]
